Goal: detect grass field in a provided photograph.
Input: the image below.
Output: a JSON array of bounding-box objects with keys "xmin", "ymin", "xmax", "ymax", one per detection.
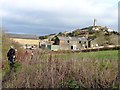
[
  {"xmin": 79, "ymin": 50, "xmax": 118, "ymax": 60},
  {"xmin": 52, "ymin": 50, "xmax": 119, "ymax": 61},
  {"xmin": 2, "ymin": 49, "xmax": 119, "ymax": 88},
  {"xmin": 2, "ymin": 32, "xmax": 119, "ymax": 88}
]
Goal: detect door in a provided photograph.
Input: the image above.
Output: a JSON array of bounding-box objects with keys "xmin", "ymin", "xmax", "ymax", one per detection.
[
  {"xmin": 71, "ymin": 45, "xmax": 77, "ymax": 50},
  {"xmin": 71, "ymin": 46, "xmax": 73, "ymax": 50},
  {"xmin": 88, "ymin": 41, "xmax": 91, "ymax": 48}
]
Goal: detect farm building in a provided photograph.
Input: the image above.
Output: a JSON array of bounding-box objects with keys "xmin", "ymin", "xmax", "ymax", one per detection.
[
  {"xmin": 7, "ymin": 33, "xmax": 39, "ymax": 49},
  {"xmin": 52, "ymin": 36, "xmax": 93, "ymax": 50},
  {"xmin": 40, "ymin": 36, "xmax": 96, "ymax": 51}
]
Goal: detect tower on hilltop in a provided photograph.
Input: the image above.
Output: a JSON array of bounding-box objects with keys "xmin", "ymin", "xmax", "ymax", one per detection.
[{"xmin": 93, "ymin": 19, "xmax": 96, "ymax": 26}]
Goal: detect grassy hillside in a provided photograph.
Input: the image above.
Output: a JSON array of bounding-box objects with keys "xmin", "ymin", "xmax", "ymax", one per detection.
[
  {"xmin": 40, "ymin": 26, "xmax": 119, "ymax": 47},
  {"xmin": 71, "ymin": 26, "xmax": 119, "ymax": 46}
]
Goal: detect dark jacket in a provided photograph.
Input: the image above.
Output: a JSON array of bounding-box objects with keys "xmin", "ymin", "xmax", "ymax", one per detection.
[{"xmin": 7, "ymin": 48, "xmax": 15, "ymax": 62}]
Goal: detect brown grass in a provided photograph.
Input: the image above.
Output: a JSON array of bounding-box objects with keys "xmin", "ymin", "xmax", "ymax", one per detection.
[{"xmin": 2, "ymin": 50, "xmax": 119, "ymax": 89}]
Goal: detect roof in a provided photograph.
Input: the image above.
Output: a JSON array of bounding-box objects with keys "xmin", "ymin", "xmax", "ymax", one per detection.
[
  {"xmin": 77, "ymin": 37, "xmax": 88, "ymax": 41},
  {"xmin": 7, "ymin": 33, "xmax": 39, "ymax": 40},
  {"xmin": 57, "ymin": 36, "xmax": 88, "ymax": 41}
]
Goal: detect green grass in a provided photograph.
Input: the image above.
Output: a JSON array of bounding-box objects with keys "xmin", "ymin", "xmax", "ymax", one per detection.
[
  {"xmin": 78, "ymin": 50, "xmax": 119, "ymax": 60},
  {"xmin": 53, "ymin": 50, "xmax": 119, "ymax": 61},
  {"xmin": 4, "ymin": 62, "xmax": 21, "ymax": 76}
]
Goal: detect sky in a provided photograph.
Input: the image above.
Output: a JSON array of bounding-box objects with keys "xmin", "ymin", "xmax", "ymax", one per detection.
[{"xmin": 0, "ymin": 0, "xmax": 119, "ymax": 36}]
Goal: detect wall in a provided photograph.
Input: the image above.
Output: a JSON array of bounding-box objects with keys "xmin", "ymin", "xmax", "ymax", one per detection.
[
  {"xmin": 59, "ymin": 40, "xmax": 88, "ymax": 50},
  {"xmin": 47, "ymin": 45, "xmax": 59, "ymax": 51}
]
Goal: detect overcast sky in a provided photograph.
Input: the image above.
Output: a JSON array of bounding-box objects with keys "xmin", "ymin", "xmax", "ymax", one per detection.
[{"xmin": 1, "ymin": 0, "xmax": 119, "ymax": 36}]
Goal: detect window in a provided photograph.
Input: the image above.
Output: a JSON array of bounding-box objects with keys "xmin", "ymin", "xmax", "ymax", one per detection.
[
  {"xmin": 67, "ymin": 40, "xmax": 70, "ymax": 43},
  {"xmin": 79, "ymin": 41, "xmax": 81, "ymax": 43}
]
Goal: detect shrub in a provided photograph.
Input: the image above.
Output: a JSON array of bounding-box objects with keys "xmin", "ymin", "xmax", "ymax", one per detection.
[{"xmin": 2, "ymin": 51, "xmax": 119, "ymax": 89}]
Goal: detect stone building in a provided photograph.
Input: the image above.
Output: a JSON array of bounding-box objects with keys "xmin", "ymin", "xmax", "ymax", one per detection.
[{"xmin": 44, "ymin": 36, "xmax": 94, "ymax": 51}]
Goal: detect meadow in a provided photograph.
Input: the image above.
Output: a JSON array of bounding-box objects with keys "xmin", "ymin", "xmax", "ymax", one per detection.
[{"xmin": 52, "ymin": 50, "xmax": 119, "ymax": 61}]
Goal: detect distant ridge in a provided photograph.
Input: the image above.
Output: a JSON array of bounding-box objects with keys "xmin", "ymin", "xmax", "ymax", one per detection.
[{"xmin": 7, "ymin": 33, "xmax": 39, "ymax": 40}]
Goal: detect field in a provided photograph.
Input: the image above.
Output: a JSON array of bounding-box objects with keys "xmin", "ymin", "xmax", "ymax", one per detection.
[
  {"xmin": 52, "ymin": 50, "xmax": 119, "ymax": 61},
  {"xmin": 2, "ymin": 49, "xmax": 119, "ymax": 89}
]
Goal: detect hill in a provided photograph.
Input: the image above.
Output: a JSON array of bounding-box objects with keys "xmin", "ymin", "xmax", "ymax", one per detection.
[
  {"xmin": 7, "ymin": 33, "xmax": 39, "ymax": 40},
  {"xmin": 59, "ymin": 26, "xmax": 119, "ymax": 37},
  {"xmin": 40, "ymin": 26, "xmax": 119, "ymax": 46}
]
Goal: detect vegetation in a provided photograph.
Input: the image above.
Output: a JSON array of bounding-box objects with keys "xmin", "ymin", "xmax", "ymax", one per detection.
[
  {"xmin": 39, "ymin": 26, "xmax": 119, "ymax": 47},
  {"xmin": 0, "ymin": 29, "xmax": 2, "ymax": 81},
  {"xmin": 2, "ymin": 32, "xmax": 24, "ymax": 77},
  {"xmin": 39, "ymin": 36, "xmax": 48, "ymax": 40},
  {"xmin": 93, "ymin": 31, "xmax": 119, "ymax": 46},
  {"xmin": 2, "ymin": 49, "xmax": 119, "ymax": 89},
  {"xmin": 53, "ymin": 50, "xmax": 118, "ymax": 61},
  {"xmin": 2, "ymin": 32, "xmax": 119, "ymax": 89}
]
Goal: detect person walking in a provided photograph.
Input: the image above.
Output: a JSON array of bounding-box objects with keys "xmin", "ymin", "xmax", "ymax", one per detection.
[{"xmin": 7, "ymin": 46, "xmax": 16, "ymax": 71}]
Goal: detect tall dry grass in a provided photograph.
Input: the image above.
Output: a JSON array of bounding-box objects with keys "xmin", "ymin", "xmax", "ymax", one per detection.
[
  {"xmin": 2, "ymin": 32, "xmax": 24, "ymax": 77},
  {"xmin": 2, "ymin": 50, "xmax": 119, "ymax": 89}
]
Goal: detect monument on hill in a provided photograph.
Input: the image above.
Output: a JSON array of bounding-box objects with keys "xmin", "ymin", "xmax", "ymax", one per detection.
[{"xmin": 93, "ymin": 19, "xmax": 96, "ymax": 26}]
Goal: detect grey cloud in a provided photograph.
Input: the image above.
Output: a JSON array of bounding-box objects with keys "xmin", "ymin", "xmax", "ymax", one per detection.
[{"xmin": 2, "ymin": 0, "xmax": 118, "ymax": 35}]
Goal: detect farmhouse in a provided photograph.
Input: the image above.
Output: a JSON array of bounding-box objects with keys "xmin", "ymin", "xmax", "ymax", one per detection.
[
  {"xmin": 40, "ymin": 36, "xmax": 96, "ymax": 51},
  {"xmin": 7, "ymin": 33, "xmax": 39, "ymax": 49}
]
